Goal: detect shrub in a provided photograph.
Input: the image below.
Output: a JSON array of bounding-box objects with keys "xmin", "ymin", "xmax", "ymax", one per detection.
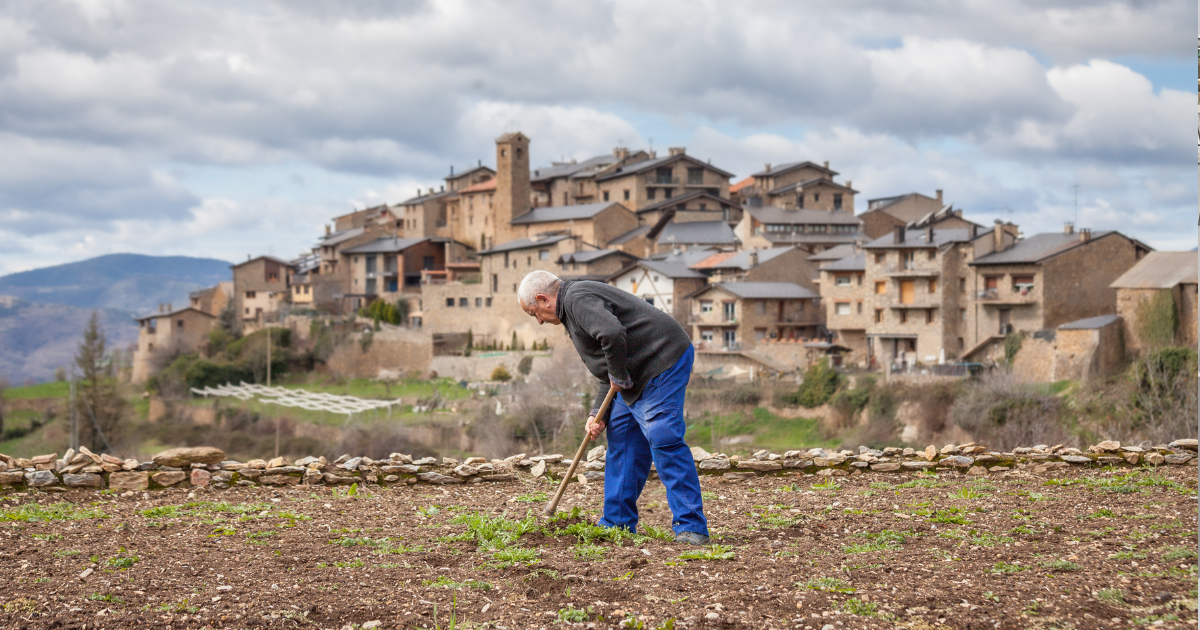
[
  {"xmin": 1004, "ymin": 333, "xmax": 1023, "ymax": 366},
  {"xmin": 1135, "ymin": 289, "xmax": 1178, "ymax": 349},
  {"xmin": 517, "ymin": 355, "xmax": 533, "ymax": 376},
  {"xmin": 949, "ymin": 373, "xmax": 1067, "ymax": 451},
  {"xmin": 829, "ymin": 376, "xmax": 876, "ymax": 423},
  {"xmin": 779, "ymin": 359, "xmax": 841, "ymax": 408},
  {"xmin": 491, "ymin": 365, "xmax": 512, "ymax": 382}
]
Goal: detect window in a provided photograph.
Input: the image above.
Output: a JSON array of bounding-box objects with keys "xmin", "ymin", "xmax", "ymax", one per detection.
[
  {"xmin": 485, "ymin": 297, "xmax": 493, "ymax": 307},
  {"xmin": 874, "ymin": 309, "xmax": 883, "ymax": 323},
  {"xmin": 856, "ymin": 274, "xmax": 863, "ymax": 286},
  {"xmin": 653, "ymin": 275, "xmax": 659, "ymax": 282},
  {"xmin": 446, "ymin": 298, "xmax": 455, "ymax": 307},
  {"xmin": 492, "ymin": 274, "xmax": 498, "ymax": 291},
  {"xmin": 901, "ymin": 251, "xmax": 915, "ymax": 270},
  {"xmin": 500, "ymin": 149, "xmax": 506, "ymax": 157},
  {"xmin": 647, "ymin": 188, "xmax": 656, "ymax": 200},
  {"xmin": 664, "ymin": 188, "xmax": 673, "ymax": 199},
  {"xmin": 959, "ymin": 278, "xmax": 966, "ymax": 292},
  {"xmin": 874, "ymin": 253, "xmax": 885, "ymax": 264},
  {"xmin": 984, "ymin": 276, "xmax": 999, "ymax": 290},
  {"xmin": 874, "ymin": 281, "xmax": 886, "ymax": 295},
  {"xmin": 246, "ymin": 291, "xmax": 256, "ymax": 299},
  {"xmin": 504, "ymin": 252, "xmax": 509, "ymax": 268},
  {"xmin": 723, "ymin": 302, "xmax": 736, "ymax": 321},
  {"xmin": 899, "ymin": 310, "xmax": 908, "ymax": 324},
  {"xmin": 755, "ymin": 328, "xmax": 766, "ymax": 342},
  {"xmin": 700, "ymin": 330, "xmax": 714, "ymax": 342},
  {"xmin": 835, "ymin": 302, "xmax": 851, "ymax": 316},
  {"xmin": 835, "ymin": 275, "xmax": 851, "ymax": 286},
  {"xmin": 1012, "ymin": 275, "xmax": 1035, "ymax": 291},
  {"xmin": 929, "ymin": 278, "xmax": 938, "ymax": 293},
  {"xmin": 833, "ymin": 193, "xmax": 843, "ymax": 210},
  {"xmin": 475, "ymin": 297, "xmax": 482, "ymax": 307},
  {"xmin": 926, "ymin": 309, "xmax": 935, "ymax": 324},
  {"xmin": 960, "ymin": 308, "xmax": 966, "ymax": 322},
  {"xmin": 814, "ymin": 193, "xmax": 820, "ymax": 202},
  {"xmin": 700, "ymin": 300, "xmax": 713, "ymax": 313},
  {"xmin": 563, "ymin": 193, "xmax": 568, "ymax": 205},
  {"xmin": 623, "ymin": 189, "xmax": 630, "ymax": 200},
  {"xmin": 655, "ymin": 166, "xmax": 673, "ymax": 183},
  {"xmin": 527, "ymin": 256, "xmax": 531, "ymax": 266},
  {"xmin": 755, "ymin": 301, "xmax": 766, "ymax": 315},
  {"xmin": 539, "ymin": 249, "xmax": 549, "ymax": 260},
  {"xmin": 603, "ymin": 191, "xmax": 610, "ymax": 201},
  {"xmin": 928, "ymin": 250, "xmax": 936, "ymax": 261},
  {"xmin": 797, "ymin": 193, "xmax": 804, "ymax": 209},
  {"xmin": 644, "ymin": 297, "xmax": 654, "ymax": 306},
  {"xmin": 459, "ymin": 298, "xmax": 468, "ymax": 307},
  {"xmin": 267, "ymin": 272, "xmax": 279, "ymax": 282},
  {"xmin": 177, "ymin": 319, "xmax": 184, "ymax": 328},
  {"xmin": 687, "ymin": 167, "xmax": 703, "ymax": 185}
]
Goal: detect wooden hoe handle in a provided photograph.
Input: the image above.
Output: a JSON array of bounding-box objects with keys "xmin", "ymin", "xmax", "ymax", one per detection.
[{"xmin": 544, "ymin": 385, "xmax": 619, "ymax": 516}]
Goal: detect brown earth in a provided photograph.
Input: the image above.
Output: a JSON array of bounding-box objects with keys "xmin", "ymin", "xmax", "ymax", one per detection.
[{"xmin": 0, "ymin": 465, "xmax": 1196, "ymax": 629}]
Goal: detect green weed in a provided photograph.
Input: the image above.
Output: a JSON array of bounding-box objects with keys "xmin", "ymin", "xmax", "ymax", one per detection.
[
  {"xmin": 1162, "ymin": 546, "xmax": 1198, "ymax": 561},
  {"xmin": 989, "ymin": 561, "xmax": 1026, "ymax": 574},
  {"xmin": 106, "ymin": 556, "xmax": 139, "ymax": 570},
  {"xmin": 947, "ymin": 487, "xmax": 988, "ymax": 500},
  {"xmin": 0, "ymin": 503, "xmax": 109, "ymax": 522},
  {"xmin": 53, "ymin": 549, "xmax": 81, "ymax": 558},
  {"xmin": 1040, "ymin": 560, "xmax": 1080, "ymax": 572},
  {"xmin": 88, "ymin": 593, "xmax": 124, "ymax": 604},
  {"xmin": 799, "ymin": 577, "xmax": 855, "ymax": 593},
  {"xmin": 513, "ymin": 491, "xmax": 549, "ymax": 503},
  {"xmin": 811, "ymin": 478, "xmax": 840, "ymax": 491},
  {"xmin": 679, "ymin": 545, "xmax": 735, "ymax": 561},
  {"xmin": 573, "ymin": 544, "xmax": 607, "ymax": 561},
  {"xmin": 1095, "ymin": 588, "xmax": 1125, "ymax": 604},
  {"xmin": 557, "ymin": 605, "xmax": 593, "ymax": 623}
]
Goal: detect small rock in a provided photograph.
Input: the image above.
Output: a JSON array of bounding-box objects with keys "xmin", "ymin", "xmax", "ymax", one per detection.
[
  {"xmin": 734, "ymin": 460, "xmax": 782, "ymax": 472},
  {"xmin": 902, "ymin": 461, "xmax": 937, "ymax": 470},
  {"xmin": 79, "ymin": 568, "xmax": 93, "ymax": 580},
  {"xmin": 246, "ymin": 459, "xmax": 268, "ymax": 469},
  {"xmin": 698, "ymin": 458, "xmax": 731, "ymax": 471},
  {"xmin": 463, "ymin": 457, "xmax": 487, "ymax": 465},
  {"xmin": 1169, "ymin": 439, "xmax": 1197, "ymax": 451},
  {"xmin": 109, "ymin": 471, "xmax": 149, "ymax": 491},
  {"xmin": 940, "ymin": 444, "xmax": 959, "ymax": 455},
  {"xmin": 923, "ymin": 445, "xmax": 938, "ymax": 461},
  {"xmin": 722, "ymin": 472, "xmax": 755, "ymax": 481},
  {"xmin": 417, "ymin": 472, "xmax": 463, "ymax": 485},
  {"xmin": 870, "ymin": 463, "xmax": 901, "ymax": 472},
  {"xmin": 1144, "ymin": 453, "xmax": 1165, "ymax": 466},
  {"xmin": 529, "ymin": 454, "xmax": 563, "ymax": 463},
  {"xmin": 1090, "ymin": 440, "xmax": 1121, "ymax": 453},
  {"xmin": 25, "ymin": 470, "xmax": 59, "ymax": 487},
  {"xmin": 152, "ymin": 471, "xmax": 187, "ymax": 487},
  {"xmin": 259, "ymin": 475, "xmax": 301, "ymax": 486},
  {"xmin": 1165, "ymin": 453, "xmax": 1194, "ymax": 465},
  {"xmin": 965, "ymin": 466, "xmax": 988, "ymax": 476},
  {"xmin": 412, "ymin": 457, "xmax": 437, "ymax": 466},
  {"xmin": 988, "ymin": 466, "xmax": 1010, "ymax": 472},
  {"xmin": 294, "ymin": 456, "xmax": 319, "ymax": 467},
  {"xmin": 1122, "ymin": 452, "xmax": 1140, "ymax": 465},
  {"xmin": 706, "ymin": 613, "xmax": 719, "ymax": 620},
  {"xmin": 340, "ymin": 457, "xmax": 363, "ymax": 471},
  {"xmin": 530, "ymin": 460, "xmax": 547, "ymax": 478},
  {"xmin": 190, "ymin": 469, "xmax": 211, "ymax": 488},
  {"xmin": 584, "ymin": 461, "xmax": 604, "ymax": 471},
  {"xmin": 1060, "ymin": 455, "xmax": 1092, "ymax": 464},
  {"xmin": 362, "ymin": 622, "xmax": 382, "ymax": 629},
  {"xmin": 815, "ymin": 468, "xmax": 849, "ymax": 477},
  {"xmin": 267, "ymin": 456, "xmax": 288, "ymax": 468},
  {"xmin": 442, "ymin": 457, "xmax": 459, "ymax": 467},
  {"xmin": 589, "ymin": 445, "xmax": 609, "ymax": 462},
  {"xmin": 63, "ymin": 473, "xmax": 103, "ymax": 488}
]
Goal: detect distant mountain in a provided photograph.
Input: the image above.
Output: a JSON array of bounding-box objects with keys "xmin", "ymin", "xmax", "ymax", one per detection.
[
  {"xmin": 0, "ymin": 253, "xmax": 234, "ymax": 314},
  {"xmin": 0, "ymin": 297, "xmax": 138, "ymax": 384}
]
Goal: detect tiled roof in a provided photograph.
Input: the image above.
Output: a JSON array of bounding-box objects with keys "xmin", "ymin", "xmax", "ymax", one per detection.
[
  {"xmin": 607, "ymin": 225, "xmax": 652, "ymax": 245},
  {"xmin": 532, "ymin": 155, "xmax": 617, "ymax": 182},
  {"xmin": 656, "ymin": 220, "xmax": 738, "ymax": 246},
  {"xmin": 762, "ymin": 233, "xmax": 864, "ymax": 245},
  {"xmin": 1059, "ymin": 314, "xmax": 1122, "ymax": 330},
  {"xmin": 318, "ymin": 227, "xmax": 366, "ymax": 246},
  {"xmin": 647, "ymin": 247, "xmax": 722, "ymax": 266},
  {"xmin": 398, "ymin": 188, "xmax": 456, "ymax": 205},
  {"xmin": 342, "ymin": 237, "xmax": 432, "ymax": 254},
  {"xmin": 744, "ymin": 206, "xmax": 861, "ymax": 225},
  {"xmin": 510, "ymin": 202, "xmax": 623, "ymax": 225},
  {"xmin": 1109, "ymin": 251, "xmax": 1197, "ymax": 289},
  {"xmin": 693, "ymin": 247, "xmax": 794, "ymax": 271},
  {"xmin": 730, "ymin": 177, "xmax": 754, "ymax": 193},
  {"xmin": 767, "ymin": 178, "xmax": 857, "ymax": 195},
  {"xmin": 231, "ymin": 255, "xmax": 295, "ymax": 269},
  {"xmin": 863, "ymin": 228, "xmax": 976, "ymax": 250},
  {"xmin": 608, "ymin": 259, "xmax": 706, "ymax": 281},
  {"xmin": 560, "ymin": 249, "xmax": 633, "ymax": 264},
  {"xmin": 751, "ymin": 161, "xmax": 838, "ymax": 178},
  {"xmin": 820, "ymin": 252, "xmax": 866, "ymax": 272},
  {"xmin": 460, "ymin": 178, "xmax": 496, "ymax": 194},
  {"xmin": 135, "ymin": 306, "xmax": 215, "ymax": 322},
  {"xmin": 970, "ymin": 231, "xmax": 1120, "ymax": 265},
  {"xmin": 595, "ymin": 154, "xmax": 734, "ymax": 182},
  {"xmin": 807, "ymin": 244, "xmax": 858, "ymax": 261},
  {"xmin": 478, "ymin": 234, "xmax": 571, "ymax": 255},
  {"xmin": 637, "ymin": 190, "xmax": 739, "ymax": 214},
  {"xmin": 702, "ymin": 282, "xmax": 818, "ymax": 300}
]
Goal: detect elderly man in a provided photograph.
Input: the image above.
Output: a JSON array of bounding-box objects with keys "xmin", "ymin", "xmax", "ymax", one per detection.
[{"xmin": 518, "ymin": 270, "xmax": 709, "ymax": 545}]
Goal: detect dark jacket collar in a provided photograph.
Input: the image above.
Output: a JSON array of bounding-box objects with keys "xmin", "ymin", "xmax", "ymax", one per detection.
[{"xmin": 555, "ymin": 280, "xmax": 572, "ymax": 325}]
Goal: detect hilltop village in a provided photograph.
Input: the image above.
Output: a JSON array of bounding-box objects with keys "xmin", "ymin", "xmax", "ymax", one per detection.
[{"xmin": 129, "ymin": 131, "xmax": 1198, "ymax": 385}]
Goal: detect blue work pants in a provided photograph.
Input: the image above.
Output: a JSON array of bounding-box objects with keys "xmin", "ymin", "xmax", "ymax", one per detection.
[{"xmin": 598, "ymin": 345, "xmax": 708, "ymax": 536}]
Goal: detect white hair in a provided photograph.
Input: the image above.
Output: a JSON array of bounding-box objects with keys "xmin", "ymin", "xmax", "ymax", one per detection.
[{"xmin": 518, "ymin": 270, "xmax": 561, "ymax": 307}]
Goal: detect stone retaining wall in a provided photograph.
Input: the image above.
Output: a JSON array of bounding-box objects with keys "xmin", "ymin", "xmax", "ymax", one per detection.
[{"xmin": 0, "ymin": 439, "xmax": 1195, "ymax": 494}]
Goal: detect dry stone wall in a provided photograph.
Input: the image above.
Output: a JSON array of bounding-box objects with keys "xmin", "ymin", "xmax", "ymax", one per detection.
[{"xmin": 0, "ymin": 439, "xmax": 1195, "ymax": 494}]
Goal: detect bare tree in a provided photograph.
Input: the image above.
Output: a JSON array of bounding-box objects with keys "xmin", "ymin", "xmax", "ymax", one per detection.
[{"xmin": 75, "ymin": 312, "xmax": 127, "ymax": 453}]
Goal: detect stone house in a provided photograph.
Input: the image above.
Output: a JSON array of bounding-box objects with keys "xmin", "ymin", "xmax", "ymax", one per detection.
[
  {"xmin": 607, "ymin": 255, "xmax": 709, "ymax": 330},
  {"xmin": 232, "ymin": 256, "xmax": 295, "ymax": 323},
  {"xmin": 188, "ymin": 281, "xmax": 233, "ymax": 317},
  {"xmin": 1010, "ymin": 315, "xmax": 1125, "ymax": 384},
  {"xmin": 593, "ymin": 148, "xmax": 734, "ymax": 213},
  {"xmin": 130, "ymin": 306, "xmax": 216, "ymax": 384},
  {"xmin": 737, "ymin": 161, "xmax": 857, "ymax": 212},
  {"xmin": 966, "ymin": 225, "xmax": 1151, "ymax": 362},
  {"xmin": 531, "ymin": 148, "xmax": 650, "ymax": 208},
  {"xmin": 653, "ymin": 220, "xmax": 739, "ymax": 255},
  {"xmin": 1109, "ymin": 250, "xmax": 1198, "ymax": 354},
  {"xmin": 857, "ymin": 191, "xmax": 945, "ymax": 239},
  {"xmin": 444, "ymin": 177, "xmax": 497, "ymax": 251},
  {"xmin": 340, "ymin": 237, "xmax": 451, "ymax": 312},
  {"xmin": 556, "ymin": 249, "xmax": 638, "ymax": 281},
  {"xmin": 830, "ymin": 224, "xmax": 1018, "ymax": 371},
  {"xmin": 689, "ymin": 246, "xmax": 817, "ymax": 290},
  {"xmin": 509, "ymin": 201, "xmax": 638, "ymax": 248},
  {"xmin": 734, "ymin": 205, "xmax": 864, "ymax": 253},
  {"xmin": 287, "ymin": 253, "xmax": 319, "ymax": 307},
  {"xmin": 394, "ymin": 164, "xmax": 494, "ymax": 240},
  {"xmin": 635, "ymin": 191, "xmax": 743, "ymax": 228},
  {"xmin": 686, "ymin": 282, "xmax": 822, "ymax": 351}
]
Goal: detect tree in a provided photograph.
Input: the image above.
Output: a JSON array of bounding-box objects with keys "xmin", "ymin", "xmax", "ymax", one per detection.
[
  {"xmin": 394, "ymin": 298, "xmax": 409, "ymax": 325},
  {"xmin": 217, "ymin": 297, "xmax": 241, "ymax": 337},
  {"xmin": 464, "ymin": 329, "xmax": 473, "ymax": 357},
  {"xmin": 510, "ymin": 331, "xmax": 518, "ymax": 352},
  {"xmin": 74, "ymin": 312, "xmax": 126, "ymax": 453},
  {"xmin": 491, "ymin": 365, "xmax": 512, "ymax": 382}
]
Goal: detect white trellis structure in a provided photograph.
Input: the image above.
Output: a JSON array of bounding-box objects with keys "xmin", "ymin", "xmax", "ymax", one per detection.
[{"xmin": 190, "ymin": 382, "xmax": 404, "ymax": 420}]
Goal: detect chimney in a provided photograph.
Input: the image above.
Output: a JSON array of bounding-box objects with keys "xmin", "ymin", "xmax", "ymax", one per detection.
[
  {"xmin": 969, "ymin": 224, "xmax": 978, "ymax": 239},
  {"xmin": 993, "ymin": 220, "xmax": 1005, "ymax": 252},
  {"xmin": 478, "ymin": 159, "xmax": 482, "ymax": 167},
  {"xmin": 613, "ymin": 146, "xmax": 629, "ymax": 160},
  {"xmin": 440, "ymin": 185, "xmax": 445, "ymax": 192},
  {"xmin": 823, "ymin": 161, "xmax": 829, "ymax": 169},
  {"xmin": 845, "ymin": 180, "xmax": 852, "ymax": 190},
  {"xmin": 925, "ymin": 226, "xmax": 934, "ymax": 243},
  {"xmin": 449, "ymin": 165, "xmax": 454, "ymax": 177},
  {"xmin": 668, "ymin": 147, "xmax": 686, "ymax": 157},
  {"xmin": 325, "ymin": 224, "xmax": 331, "ymax": 236},
  {"xmin": 936, "ymin": 189, "xmax": 943, "ymax": 205},
  {"xmin": 764, "ymin": 163, "xmax": 772, "ymax": 172},
  {"xmin": 416, "ymin": 187, "xmax": 421, "ymax": 197},
  {"xmin": 1079, "ymin": 228, "xmax": 1091, "ymax": 242},
  {"xmin": 749, "ymin": 251, "xmax": 759, "ymax": 267},
  {"xmin": 1063, "ymin": 222, "xmax": 1074, "ymax": 234},
  {"xmin": 167, "ymin": 303, "xmax": 172, "ymax": 312},
  {"xmin": 893, "ymin": 225, "xmax": 906, "ymax": 243}
]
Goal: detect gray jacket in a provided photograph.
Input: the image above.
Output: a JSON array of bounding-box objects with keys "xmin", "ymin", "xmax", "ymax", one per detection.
[{"xmin": 555, "ymin": 280, "xmax": 691, "ymax": 419}]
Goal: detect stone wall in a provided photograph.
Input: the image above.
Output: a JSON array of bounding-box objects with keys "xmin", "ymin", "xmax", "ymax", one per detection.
[
  {"xmin": 325, "ymin": 328, "xmax": 433, "ymax": 379},
  {"xmin": 429, "ymin": 351, "xmax": 554, "ymax": 382}
]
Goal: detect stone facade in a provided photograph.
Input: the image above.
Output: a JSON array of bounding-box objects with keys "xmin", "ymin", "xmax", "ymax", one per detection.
[
  {"xmin": 493, "ymin": 132, "xmax": 531, "ymax": 246},
  {"xmin": 858, "ymin": 191, "xmax": 943, "ymax": 239},
  {"xmin": 131, "ymin": 307, "xmax": 217, "ymax": 384},
  {"xmin": 324, "ymin": 328, "xmax": 433, "ymax": 379},
  {"xmin": 232, "ymin": 256, "xmax": 295, "ymax": 322},
  {"xmin": 513, "ymin": 203, "xmax": 639, "ymax": 248},
  {"xmin": 594, "ymin": 150, "xmax": 732, "ymax": 213},
  {"xmin": 689, "ymin": 284, "xmax": 822, "ymax": 351}
]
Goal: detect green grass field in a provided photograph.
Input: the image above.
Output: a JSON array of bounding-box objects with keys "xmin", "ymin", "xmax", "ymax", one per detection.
[
  {"xmin": 3, "ymin": 382, "xmax": 70, "ymax": 400},
  {"xmin": 686, "ymin": 407, "xmax": 839, "ymax": 454}
]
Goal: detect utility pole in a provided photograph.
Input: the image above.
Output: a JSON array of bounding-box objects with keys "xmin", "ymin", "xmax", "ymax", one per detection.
[{"xmin": 68, "ymin": 377, "xmax": 78, "ymax": 452}]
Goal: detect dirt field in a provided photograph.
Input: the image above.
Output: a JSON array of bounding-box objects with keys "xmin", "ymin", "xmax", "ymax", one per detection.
[{"xmin": 0, "ymin": 465, "xmax": 1196, "ymax": 630}]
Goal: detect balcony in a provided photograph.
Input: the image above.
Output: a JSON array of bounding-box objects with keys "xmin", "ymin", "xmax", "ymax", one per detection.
[
  {"xmin": 975, "ymin": 288, "xmax": 1038, "ymax": 305},
  {"xmin": 887, "ymin": 300, "xmax": 940, "ymax": 310},
  {"xmin": 689, "ymin": 317, "xmax": 738, "ymax": 326},
  {"xmin": 882, "ymin": 265, "xmax": 940, "ymax": 277},
  {"xmin": 694, "ymin": 341, "xmax": 742, "ymax": 352},
  {"xmin": 645, "ymin": 175, "xmax": 680, "ymax": 186}
]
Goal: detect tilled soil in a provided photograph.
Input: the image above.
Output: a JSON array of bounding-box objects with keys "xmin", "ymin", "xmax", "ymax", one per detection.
[{"xmin": 0, "ymin": 466, "xmax": 1196, "ymax": 629}]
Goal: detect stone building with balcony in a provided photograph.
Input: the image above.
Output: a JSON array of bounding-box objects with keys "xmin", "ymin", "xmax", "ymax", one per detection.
[
  {"xmin": 965, "ymin": 225, "xmax": 1151, "ymax": 363},
  {"xmin": 686, "ymin": 282, "xmax": 822, "ymax": 352},
  {"xmin": 509, "ymin": 201, "xmax": 638, "ymax": 249},
  {"xmin": 340, "ymin": 237, "xmax": 452, "ymax": 312},
  {"xmin": 130, "ymin": 305, "xmax": 217, "ymax": 384},
  {"xmin": 593, "ymin": 148, "xmax": 734, "ymax": 213},
  {"xmin": 635, "ymin": 191, "xmax": 743, "ymax": 228},
  {"xmin": 531, "ymin": 148, "xmax": 651, "ymax": 208},
  {"xmin": 188, "ymin": 281, "xmax": 233, "ymax": 317},
  {"xmin": 736, "ymin": 161, "xmax": 857, "ymax": 212},
  {"xmin": 689, "ymin": 246, "xmax": 817, "ymax": 290},
  {"xmin": 607, "ymin": 250, "xmax": 711, "ymax": 331},
  {"xmin": 857, "ymin": 191, "xmax": 946, "ymax": 239}
]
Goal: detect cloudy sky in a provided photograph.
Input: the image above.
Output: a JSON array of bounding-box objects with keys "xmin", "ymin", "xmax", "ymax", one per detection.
[{"xmin": 0, "ymin": 0, "xmax": 1195, "ymax": 276}]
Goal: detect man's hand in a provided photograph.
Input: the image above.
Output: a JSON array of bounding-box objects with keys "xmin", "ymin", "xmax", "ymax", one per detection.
[{"xmin": 585, "ymin": 414, "xmax": 605, "ymax": 440}]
